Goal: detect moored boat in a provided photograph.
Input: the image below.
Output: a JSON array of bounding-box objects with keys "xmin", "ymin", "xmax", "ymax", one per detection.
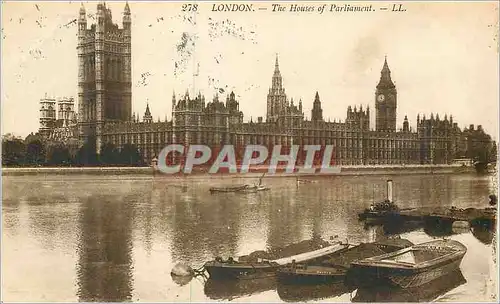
[
  {"xmin": 204, "ymin": 257, "xmax": 280, "ymax": 280},
  {"xmin": 346, "ymin": 239, "xmax": 467, "ymax": 289},
  {"xmin": 204, "ymin": 242, "xmax": 350, "ymax": 280},
  {"xmin": 358, "ymin": 200, "xmax": 401, "ymax": 223},
  {"xmin": 358, "ymin": 180, "xmax": 402, "ymax": 223},
  {"xmin": 277, "ymin": 238, "xmax": 414, "ymax": 285}
]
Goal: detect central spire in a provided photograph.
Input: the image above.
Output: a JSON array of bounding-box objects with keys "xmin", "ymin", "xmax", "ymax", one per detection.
[
  {"xmin": 271, "ymin": 53, "xmax": 283, "ymax": 90},
  {"xmin": 274, "ymin": 53, "xmax": 280, "ymax": 76}
]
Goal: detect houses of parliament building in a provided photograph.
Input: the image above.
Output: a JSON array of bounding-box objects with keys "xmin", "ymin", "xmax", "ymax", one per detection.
[{"xmin": 40, "ymin": 3, "xmax": 493, "ymax": 166}]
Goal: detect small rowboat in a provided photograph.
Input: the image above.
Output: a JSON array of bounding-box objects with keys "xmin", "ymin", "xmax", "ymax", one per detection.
[
  {"xmin": 346, "ymin": 239, "xmax": 467, "ymax": 289},
  {"xmin": 277, "ymin": 238, "xmax": 413, "ymax": 285},
  {"xmin": 296, "ymin": 179, "xmax": 317, "ymax": 184},
  {"xmin": 209, "ymin": 185, "xmax": 249, "ymax": 193},
  {"xmin": 237, "ymin": 184, "xmax": 270, "ymax": 193}
]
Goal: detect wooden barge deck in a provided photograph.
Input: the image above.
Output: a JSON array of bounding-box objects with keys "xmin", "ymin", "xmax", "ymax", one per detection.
[{"xmin": 360, "ymin": 206, "xmax": 496, "ymax": 225}]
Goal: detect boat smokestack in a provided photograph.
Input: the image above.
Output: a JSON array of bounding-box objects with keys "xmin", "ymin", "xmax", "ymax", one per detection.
[{"xmin": 387, "ymin": 180, "xmax": 393, "ymax": 202}]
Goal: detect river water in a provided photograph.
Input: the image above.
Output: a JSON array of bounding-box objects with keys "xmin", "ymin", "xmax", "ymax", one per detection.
[{"xmin": 2, "ymin": 173, "xmax": 498, "ymax": 302}]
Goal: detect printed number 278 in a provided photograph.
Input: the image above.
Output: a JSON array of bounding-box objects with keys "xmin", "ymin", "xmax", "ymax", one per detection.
[{"xmin": 182, "ymin": 4, "xmax": 198, "ymax": 12}]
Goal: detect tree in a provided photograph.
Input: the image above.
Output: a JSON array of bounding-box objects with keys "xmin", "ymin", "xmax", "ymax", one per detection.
[
  {"xmin": 2, "ymin": 137, "xmax": 26, "ymax": 166},
  {"xmin": 490, "ymin": 141, "xmax": 498, "ymax": 163},
  {"xmin": 75, "ymin": 139, "xmax": 98, "ymax": 166},
  {"xmin": 46, "ymin": 143, "xmax": 72, "ymax": 166},
  {"xmin": 25, "ymin": 139, "xmax": 46, "ymax": 166},
  {"xmin": 100, "ymin": 143, "xmax": 120, "ymax": 165},
  {"xmin": 119, "ymin": 144, "xmax": 141, "ymax": 166}
]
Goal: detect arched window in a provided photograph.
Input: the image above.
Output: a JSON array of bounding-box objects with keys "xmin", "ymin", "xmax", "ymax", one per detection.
[
  {"xmin": 117, "ymin": 60, "xmax": 122, "ymax": 81},
  {"xmin": 106, "ymin": 58, "xmax": 111, "ymax": 80},
  {"xmin": 113, "ymin": 59, "xmax": 118, "ymax": 80}
]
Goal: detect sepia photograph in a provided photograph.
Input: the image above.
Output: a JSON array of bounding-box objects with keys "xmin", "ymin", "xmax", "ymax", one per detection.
[{"xmin": 1, "ymin": 1, "xmax": 499, "ymax": 302}]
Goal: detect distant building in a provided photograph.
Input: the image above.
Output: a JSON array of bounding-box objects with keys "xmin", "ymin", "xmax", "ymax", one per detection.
[
  {"xmin": 39, "ymin": 95, "xmax": 57, "ymax": 138},
  {"xmin": 57, "ymin": 97, "xmax": 76, "ymax": 127},
  {"xmin": 39, "ymin": 96, "xmax": 78, "ymax": 141}
]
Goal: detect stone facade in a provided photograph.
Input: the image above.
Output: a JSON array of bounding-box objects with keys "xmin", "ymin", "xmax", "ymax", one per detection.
[
  {"xmin": 100, "ymin": 55, "xmax": 476, "ymax": 166},
  {"xmin": 68, "ymin": 4, "xmax": 493, "ymax": 166},
  {"xmin": 39, "ymin": 96, "xmax": 78, "ymax": 143},
  {"xmin": 77, "ymin": 2, "xmax": 132, "ymax": 154}
]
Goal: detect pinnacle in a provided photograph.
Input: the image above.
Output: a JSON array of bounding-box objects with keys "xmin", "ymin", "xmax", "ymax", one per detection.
[
  {"xmin": 273, "ymin": 53, "xmax": 280, "ymax": 76},
  {"xmin": 377, "ymin": 56, "xmax": 395, "ymax": 89},
  {"xmin": 382, "ymin": 56, "xmax": 390, "ymax": 73}
]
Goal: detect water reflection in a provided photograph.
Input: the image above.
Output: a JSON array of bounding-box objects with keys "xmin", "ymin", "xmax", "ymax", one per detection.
[
  {"xmin": 204, "ymin": 277, "xmax": 277, "ymax": 301},
  {"xmin": 76, "ymin": 195, "xmax": 134, "ymax": 302},
  {"xmin": 277, "ymin": 281, "xmax": 354, "ymax": 302},
  {"xmin": 471, "ymin": 224, "xmax": 496, "ymax": 245},
  {"xmin": 365, "ymin": 217, "xmax": 495, "ymax": 244},
  {"xmin": 266, "ymin": 186, "xmax": 305, "ymax": 250},
  {"xmin": 1, "ymin": 173, "xmax": 496, "ymax": 302},
  {"xmin": 352, "ymin": 270, "xmax": 467, "ymax": 302},
  {"xmin": 169, "ymin": 186, "xmax": 241, "ymax": 265}
]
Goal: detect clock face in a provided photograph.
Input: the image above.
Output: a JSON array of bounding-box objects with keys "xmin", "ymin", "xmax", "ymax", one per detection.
[{"xmin": 377, "ymin": 94, "xmax": 385, "ymax": 102}]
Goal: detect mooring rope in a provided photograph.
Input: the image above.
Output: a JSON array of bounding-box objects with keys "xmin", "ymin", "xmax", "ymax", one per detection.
[{"xmin": 191, "ymin": 262, "xmax": 209, "ymax": 277}]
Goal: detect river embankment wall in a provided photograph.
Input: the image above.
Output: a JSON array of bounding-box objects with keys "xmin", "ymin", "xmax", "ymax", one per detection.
[{"xmin": 2, "ymin": 164, "xmax": 475, "ymax": 178}]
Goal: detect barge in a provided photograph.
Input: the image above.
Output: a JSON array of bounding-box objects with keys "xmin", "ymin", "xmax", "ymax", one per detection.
[{"xmin": 204, "ymin": 242, "xmax": 349, "ymax": 280}]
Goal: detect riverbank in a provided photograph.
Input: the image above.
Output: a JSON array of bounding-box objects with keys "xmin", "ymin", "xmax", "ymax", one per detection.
[{"xmin": 1, "ymin": 164, "xmax": 477, "ymax": 177}]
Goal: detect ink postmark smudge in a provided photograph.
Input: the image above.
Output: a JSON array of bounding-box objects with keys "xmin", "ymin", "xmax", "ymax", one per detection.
[
  {"xmin": 208, "ymin": 18, "xmax": 257, "ymax": 43},
  {"xmin": 170, "ymin": 13, "xmax": 197, "ymax": 26},
  {"xmin": 29, "ymin": 49, "xmax": 45, "ymax": 60},
  {"xmin": 174, "ymin": 32, "xmax": 198, "ymax": 77},
  {"xmin": 136, "ymin": 72, "xmax": 152, "ymax": 87}
]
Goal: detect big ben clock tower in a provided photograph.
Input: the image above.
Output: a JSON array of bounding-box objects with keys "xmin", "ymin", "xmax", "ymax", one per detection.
[{"xmin": 375, "ymin": 57, "xmax": 397, "ymax": 132}]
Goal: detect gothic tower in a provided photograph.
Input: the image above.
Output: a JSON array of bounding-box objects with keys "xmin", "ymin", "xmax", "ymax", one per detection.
[
  {"xmin": 375, "ymin": 57, "xmax": 397, "ymax": 132},
  {"xmin": 266, "ymin": 54, "xmax": 287, "ymax": 123},
  {"xmin": 143, "ymin": 103, "xmax": 152, "ymax": 123},
  {"xmin": 311, "ymin": 91, "xmax": 323, "ymax": 122},
  {"xmin": 77, "ymin": 2, "xmax": 132, "ymax": 153}
]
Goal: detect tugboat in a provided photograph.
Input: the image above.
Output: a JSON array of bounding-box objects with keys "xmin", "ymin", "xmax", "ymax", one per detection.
[{"xmin": 358, "ymin": 180, "xmax": 401, "ymax": 223}]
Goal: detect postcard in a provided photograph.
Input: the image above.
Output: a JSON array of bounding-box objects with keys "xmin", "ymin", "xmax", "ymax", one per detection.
[{"xmin": 1, "ymin": 1, "xmax": 498, "ymax": 302}]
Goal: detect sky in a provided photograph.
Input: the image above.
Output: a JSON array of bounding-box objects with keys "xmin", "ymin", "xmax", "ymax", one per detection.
[{"xmin": 1, "ymin": 1, "xmax": 499, "ymax": 139}]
